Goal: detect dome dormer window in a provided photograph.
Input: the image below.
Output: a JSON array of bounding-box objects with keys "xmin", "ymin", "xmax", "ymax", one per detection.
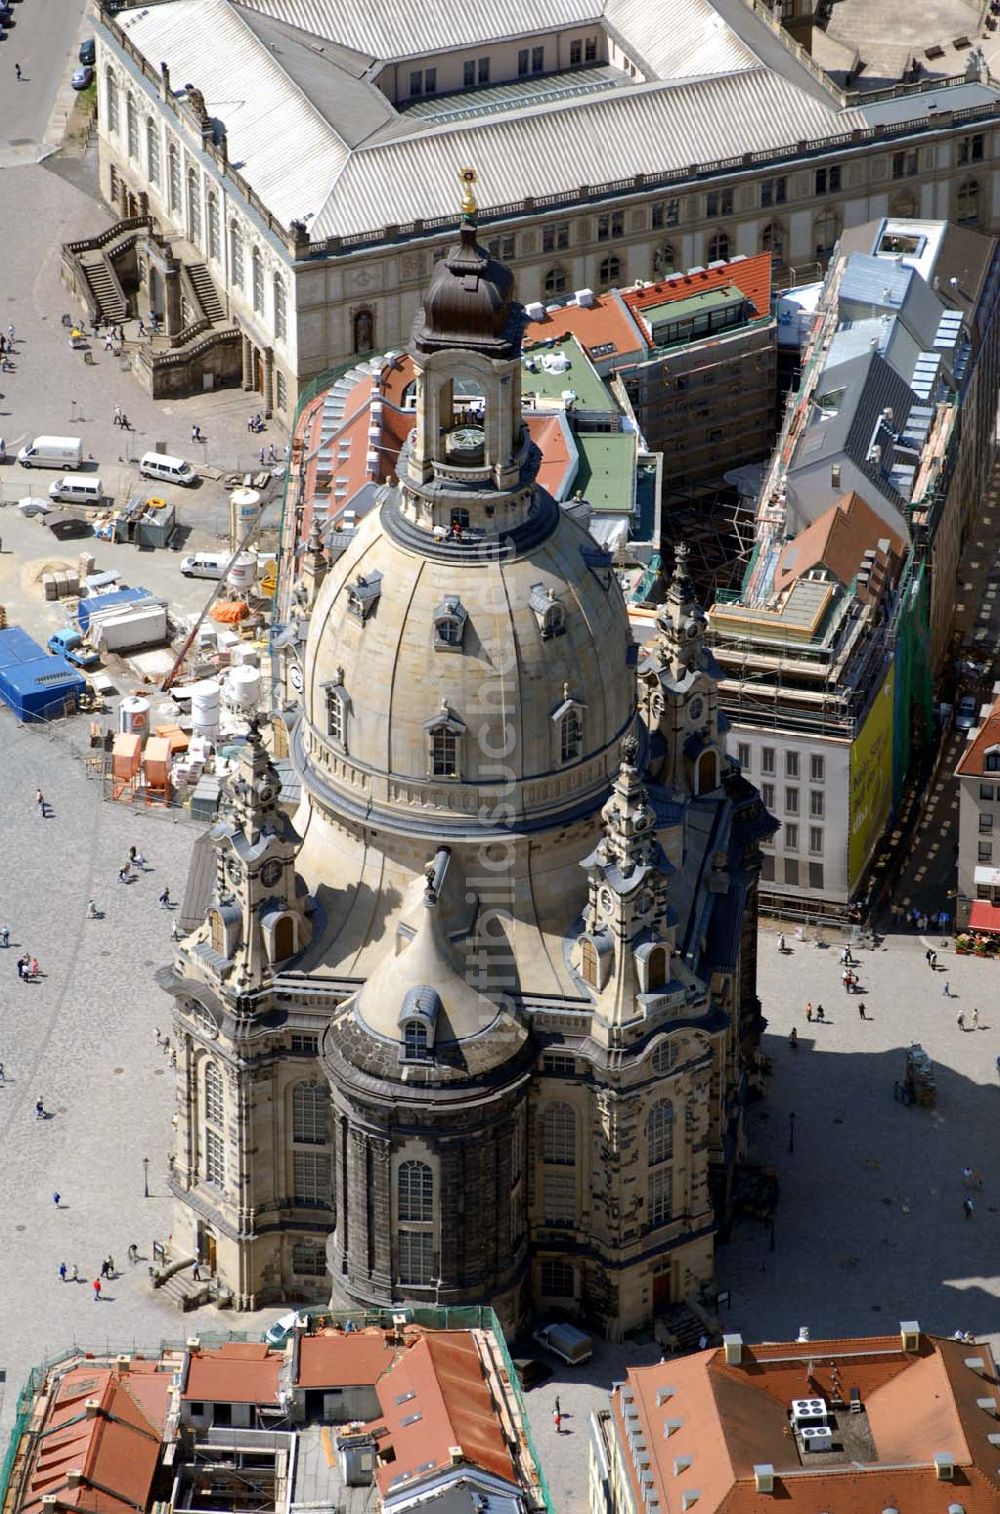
[
  {"xmin": 323, "ymin": 669, "xmax": 350, "ymax": 748},
  {"xmin": 552, "ymin": 686, "xmax": 586, "ymax": 765},
  {"xmin": 433, "ymin": 595, "xmax": 468, "ymax": 652},
  {"xmin": 530, "ymin": 583, "xmax": 566, "ymax": 639},
  {"xmin": 425, "ymin": 702, "xmax": 466, "ymax": 779},
  {"xmin": 399, "ymin": 985, "xmax": 440, "ymax": 1061},
  {"xmin": 346, "ymin": 570, "xmax": 383, "ymax": 623}
]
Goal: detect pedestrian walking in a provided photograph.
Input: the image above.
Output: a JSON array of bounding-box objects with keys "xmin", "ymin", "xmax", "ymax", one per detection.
[
  {"xmin": 0, "ymin": 1063, "xmax": 5, "ymax": 1084},
  {"xmin": 70, "ymin": 1263, "xmax": 78, "ymax": 1282},
  {"xmin": 925, "ymin": 948, "xmax": 932, "ymax": 966},
  {"xmin": 137, "ymin": 317, "xmax": 146, "ymax": 337},
  {"xmin": 59, "ymin": 1262, "xmax": 67, "ymax": 1283},
  {"xmin": 119, "ymin": 864, "xmax": 130, "ymax": 884},
  {"xmin": 36, "ymin": 789, "xmax": 45, "ymax": 814},
  {"xmin": 105, "ymin": 333, "xmax": 114, "ymax": 352},
  {"xmin": 30, "ymin": 957, "xmax": 38, "ymax": 980},
  {"xmin": 816, "ymin": 1004, "xmax": 825, "ymax": 1022},
  {"xmin": 92, "ymin": 1277, "xmax": 102, "ymax": 1300},
  {"xmin": 259, "ymin": 445, "xmax": 266, "ymax": 465},
  {"xmin": 553, "ymin": 1409, "xmax": 563, "ymax": 1434},
  {"xmin": 554, "ymin": 1395, "xmax": 561, "ymax": 1416},
  {"xmin": 121, "ymin": 413, "xmax": 130, "ymax": 431},
  {"xmin": 957, "ymin": 1009, "xmax": 965, "ymax": 1030},
  {"xmin": 52, "ymin": 1192, "xmax": 60, "ymax": 1208},
  {"xmin": 12, "ymin": 64, "xmax": 18, "ymax": 81},
  {"xmin": 192, "ymin": 424, "xmax": 202, "ymax": 443},
  {"xmin": 127, "ymin": 1243, "xmax": 138, "ymax": 1265},
  {"xmin": 858, "ymin": 1001, "xmax": 867, "ymax": 1020},
  {"xmin": 86, "ymin": 898, "xmax": 98, "ymax": 919},
  {"xmin": 972, "ymin": 1007, "xmax": 980, "ymax": 1029},
  {"xmin": 16, "ymin": 957, "xmax": 25, "ymax": 980},
  {"xmin": 930, "ymin": 951, "xmax": 938, "ymax": 968},
  {"xmin": 944, "ymin": 981, "xmax": 952, "ymax": 998},
  {"xmin": 34, "ymin": 1097, "xmax": 46, "ymax": 1118},
  {"xmin": 963, "ymin": 1197, "xmax": 974, "ymax": 1219},
  {"xmin": 777, "ymin": 932, "xmax": 785, "ymax": 952},
  {"xmin": 805, "ymin": 1001, "xmax": 813, "ymax": 1021},
  {"xmin": 113, "ymin": 404, "xmax": 122, "ymax": 426},
  {"xmin": 136, "ymin": 851, "xmax": 146, "ymax": 870},
  {"xmin": 1, "ymin": 925, "xmax": 9, "ymax": 948},
  {"xmin": 7, "ymin": 325, "xmax": 13, "ymax": 342},
  {"xmin": 159, "ymin": 887, "xmax": 172, "ymax": 908}
]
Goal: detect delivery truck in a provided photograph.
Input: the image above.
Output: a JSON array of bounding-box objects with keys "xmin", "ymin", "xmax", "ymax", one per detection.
[{"xmin": 17, "ymin": 436, "xmax": 85, "ymax": 470}]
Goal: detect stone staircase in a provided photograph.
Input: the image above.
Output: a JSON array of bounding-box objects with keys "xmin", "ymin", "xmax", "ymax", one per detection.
[
  {"xmin": 187, "ymin": 261, "xmax": 225, "ymax": 323},
  {"xmin": 82, "ymin": 254, "xmax": 128, "ymax": 324},
  {"xmin": 655, "ymin": 1300, "xmax": 716, "ymax": 1354},
  {"xmin": 157, "ymin": 1262, "xmax": 213, "ymax": 1312}
]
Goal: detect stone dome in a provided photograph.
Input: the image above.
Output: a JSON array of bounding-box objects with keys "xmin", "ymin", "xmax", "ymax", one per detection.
[
  {"xmin": 412, "ymin": 225, "xmax": 519, "ymax": 358},
  {"xmin": 298, "ymin": 491, "xmax": 636, "ymax": 840}
]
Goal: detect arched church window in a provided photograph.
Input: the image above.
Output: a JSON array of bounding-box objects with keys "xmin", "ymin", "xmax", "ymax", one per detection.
[
  {"xmin": 541, "ymin": 1103, "xmax": 576, "ymax": 1164},
  {"xmin": 647, "ymin": 1099, "xmax": 674, "ymax": 1225},
  {"xmin": 105, "ymin": 69, "xmax": 119, "ymax": 135},
  {"xmin": 426, "ymin": 707, "xmax": 464, "ymax": 778},
  {"xmin": 251, "ymin": 245, "xmax": 264, "ymax": 313},
  {"xmin": 598, "ymin": 254, "xmax": 621, "ymax": 290},
  {"xmin": 187, "ymin": 166, "xmax": 202, "ymax": 244},
  {"xmin": 270, "ymin": 914, "xmax": 296, "ymax": 962},
  {"xmin": 205, "ymin": 1062, "xmax": 224, "ymax": 1128},
  {"xmin": 146, "ymin": 118, "xmax": 161, "ymax": 185},
  {"xmin": 560, "ymin": 706, "xmax": 583, "ymax": 764},
  {"xmin": 543, "ymin": 266, "xmax": 567, "ymax": 297},
  {"xmin": 168, "ymin": 143, "xmax": 181, "ymax": 214},
  {"xmin": 647, "ymin": 945, "xmax": 667, "ymax": 990},
  {"xmin": 403, "ymin": 1020, "xmax": 430, "ymax": 1059},
  {"xmin": 207, "ymin": 192, "xmax": 220, "ymax": 260},
  {"xmin": 398, "ymin": 1160, "xmax": 434, "ymax": 1222},
  {"xmin": 230, "ymin": 220, "xmax": 244, "ymax": 287},
  {"xmin": 648, "ymin": 1100, "xmax": 674, "ymax": 1165},
  {"xmin": 274, "ymin": 274, "xmax": 288, "ymax": 342},
  {"xmin": 433, "ymin": 595, "xmax": 467, "ymax": 651},
  {"xmin": 292, "ymin": 1081, "xmax": 328, "ymax": 1145},
  {"xmin": 126, "ymin": 93, "xmax": 139, "ymax": 160},
  {"xmin": 581, "ymin": 937, "xmax": 598, "ymax": 986}
]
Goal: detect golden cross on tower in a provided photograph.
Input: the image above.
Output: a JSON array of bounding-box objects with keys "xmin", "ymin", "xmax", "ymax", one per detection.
[{"xmin": 459, "ymin": 167, "xmax": 478, "ymax": 220}]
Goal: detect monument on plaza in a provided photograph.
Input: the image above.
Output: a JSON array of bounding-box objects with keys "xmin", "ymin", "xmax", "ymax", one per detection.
[{"xmin": 158, "ymin": 189, "xmax": 775, "ymax": 1335}]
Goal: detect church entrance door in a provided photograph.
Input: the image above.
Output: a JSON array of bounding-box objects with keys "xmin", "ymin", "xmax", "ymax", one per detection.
[{"xmin": 652, "ymin": 1269, "xmax": 671, "ymax": 1311}]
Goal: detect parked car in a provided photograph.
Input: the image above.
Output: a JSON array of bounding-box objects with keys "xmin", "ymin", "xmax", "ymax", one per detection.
[
  {"xmin": 533, "ymin": 1321, "xmax": 594, "ymax": 1365},
  {"xmin": 79, "ymin": 36, "xmax": 96, "ymax": 64},
  {"xmin": 263, "ymin": 1310, "xmax": 307, "ymax": 1347},
  {"xmin": 956, "ymin": 693, "xmax": 979, "ymax": 731},
  {"xmin": 0, "ymin": 9, "xmax": 15, "ymax": 24},
  {"xmin": 71, "ymin": 65, "xmax": 94, "ymax": 90}
]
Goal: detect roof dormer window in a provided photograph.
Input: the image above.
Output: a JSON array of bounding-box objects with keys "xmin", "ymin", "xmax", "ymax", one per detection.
[
  {"xmin": 552, "ymin": 685, "xmax": 586, "ymax": 766},
  {"xmin": 985, "ymin": 746, "xmax": 1000, "ymax": 773},
  {"xmin": 530, "ymin": 583, "xmax": 566, "ymax": 639},
  {"xmin": 433, "ymin": 595, "xmax": 468, "ymax": 652},
  {"xmin": 347, "ymin": 570, "xmax": 383, "ymax": 622},
  {"xmin": 322, "ymin": 667, "xmax": 350, "ymax": 749},
  {"xmin": 425, "ymin": 701, "xmax": 466, "ymax": 779}
]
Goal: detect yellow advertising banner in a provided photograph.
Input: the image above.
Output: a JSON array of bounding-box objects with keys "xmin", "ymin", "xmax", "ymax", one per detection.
[{"xmin": 848, "ymin": 665, "xmax": 895, "ymax": 890}]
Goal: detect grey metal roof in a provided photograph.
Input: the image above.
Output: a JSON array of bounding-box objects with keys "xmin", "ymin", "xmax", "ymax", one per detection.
[
  {"xmin": 857, "ymin": 79, "xmax": 999, "ymax": 127},
  {"xmin": 118, "ymin": 0, "xmax": 864, "ymax": 240},
  {"xmin": 121, "ymin": 0, "xmax": 353, "ymax": 225},
  {"xmin": 315, "ymin": 69, "xmax": 862, "ymax": 240}
]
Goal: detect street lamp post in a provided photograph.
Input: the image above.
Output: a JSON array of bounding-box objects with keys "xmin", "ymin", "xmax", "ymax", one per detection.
[
  {"xmin": 143, "ymin": 1156, "xmax": 150, "ymax": 1198},
  {"xmin": 788, "ymin": 1112, "xmax": 796, "ymax": 1155}
]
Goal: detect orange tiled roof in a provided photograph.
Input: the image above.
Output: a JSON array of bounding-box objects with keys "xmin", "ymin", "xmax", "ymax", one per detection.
[
  {"xmin": 615, "ymin": 1334, "xmax": 1000, "ymax": 1514},
  {"xmin": 22, "ymin": 1365, "xmax": 167, "ymax": 1514},
  {"xmin": 296, "ymin": 1330, "xmax": 395, "ymax": 1390},
  {"xmin": 773, "ymin": 491, "xmax": 906, "ymax": 596},
  {"xmin": 956, "ymin": 696, "xmax": 1000, "ymax": 776},
  {"xmin": 523, "ymin": 290, "xmax": 646, "ymax": 361},
  {"xmin": 526, "ymin": 412, "xmax": 574, "ymax": 499},
  {"xmin": 373, "ymin": 1332, "xmax": 514, "ymax": 1494},
  {"xmin": 183, "ymin": 1342, "xmax": 282, "ymax": 1405},
  {"xmin": 622, "ymin": 251, "xmax": 773, "ymax": 321}
]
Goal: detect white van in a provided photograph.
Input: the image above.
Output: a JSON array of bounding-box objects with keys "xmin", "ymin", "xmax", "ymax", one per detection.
[
  {"xmin": 139, "ymin": 451, "xmax": 197, "ymax": 487},
  {"xmin": 18, "ymin": 436, "xmax": 84, "ymax": 470},
  {"xmin": 180, "ymin": 551, "xmax": 228, "ymax": 579},
  {"xmin": 49, "ymin": 475, "xmax": 103, "ymax": 506}
]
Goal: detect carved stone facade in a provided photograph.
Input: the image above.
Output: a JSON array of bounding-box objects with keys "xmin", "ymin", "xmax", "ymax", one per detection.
[{"xmin": 161, "ymin": 226, "xmax": 775, "ymax": 1334}]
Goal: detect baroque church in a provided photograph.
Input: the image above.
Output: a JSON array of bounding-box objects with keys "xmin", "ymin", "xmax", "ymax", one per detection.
[{"xmin": 160, "ymin": 200, "xmax": 775, "ymax": 1339}]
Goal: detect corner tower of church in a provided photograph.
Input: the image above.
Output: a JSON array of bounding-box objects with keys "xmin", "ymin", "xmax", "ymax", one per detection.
[{"xmin": 160, "ymin": 185, "xmax": 773, "ymax": 1337}]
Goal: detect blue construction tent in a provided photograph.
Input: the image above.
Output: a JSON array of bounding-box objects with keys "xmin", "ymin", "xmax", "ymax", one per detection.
[{"xmin": 0, "ymin": 627, "xmax": 86, "ymax": 722}]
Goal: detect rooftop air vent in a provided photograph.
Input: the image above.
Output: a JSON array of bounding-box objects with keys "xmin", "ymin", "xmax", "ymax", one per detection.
[
  {"xmin": 754, "ymin": 1466, "xmax": 775, "ymax": 1493},
  {"xmin": 934, "ymin": 1454, "xmax": 955, "ymax": 1482},
  {"xmin": 900, "ymin": 1321, "xmax": 920, "ymax": 1352},
  {"xmin": 575, "ymin": 288, "xmax": 595, "ymax": 308},
  {"xmin": 723, "ymin": 1334, "xmax": 743, "ymax": 1365}
]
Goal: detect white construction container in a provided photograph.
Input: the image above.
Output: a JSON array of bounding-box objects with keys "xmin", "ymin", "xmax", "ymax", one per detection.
[
  {"xmin": 191, "ymin": 678, "xmax": 221, "ymax": 737},
  {"xmin": 227, "ymin": 551, "xmax": 257, "ymax": 593},
  {"xmin": 118, "ymin": 696, "xmax": 151, "ymax": 737},
  {"xmin": 226, "ymin": 664, "xmax": 261, "ymax": 711}
]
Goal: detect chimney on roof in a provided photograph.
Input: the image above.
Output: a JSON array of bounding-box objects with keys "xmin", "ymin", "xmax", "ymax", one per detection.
[
  {"xmin": 754, "ymin": 1466, "xmax": 775, "ymax": 1493},
  {"xmin": 934, "ymin": 1453, "xmax": 955, "ymax": 1482},
  {"xmin": 723, "ymin": 1334, "xmax": 743, "ymax": 1365},
  {"xmin": 116, "ymin": 1354, "xmax": 131, "ymax": 1374},
  {"xmin": 900, "ymin": 1321, "xmax": 920, "ymax": 1352},
  {"xmin": 186, "ymin": 1338, "xmax": 201, "ymax": 1352},
  {"xmin": 66, "ymin": 1471, "xmax": 85, "ymax": 1490},
  {"xmin": 448, "ymin": 1446, "xmax": 463, "ymax": 1467},
  {"xmin": 84, "ymin": 1400, "xmax": 102, "ymax": 1420}
]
